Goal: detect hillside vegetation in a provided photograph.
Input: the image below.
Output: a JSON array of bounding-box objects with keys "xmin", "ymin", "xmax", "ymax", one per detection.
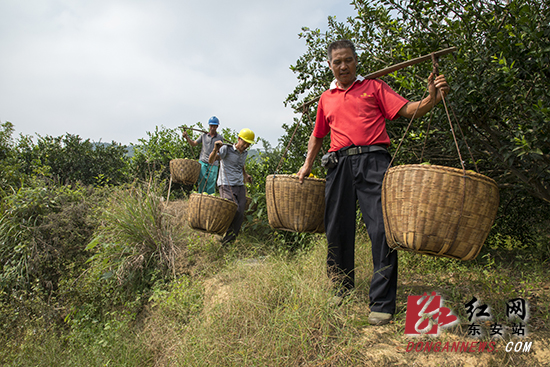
[
  {"xmin": 1, "ymin": 118, "xmax": 549, "ymax": 365},
  {"xmin": 1, "ymin": 179, "xmax": 548, "ymax": 366},
  {"xmin": 2, "ymin": 0, "xmax": 550, "ymax": 365}
]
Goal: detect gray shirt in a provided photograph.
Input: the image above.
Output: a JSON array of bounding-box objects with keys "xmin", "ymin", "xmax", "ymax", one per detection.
[
  {"xmin": 217, "ymin": 144, "xmax": 248, "ymax": 186},
  {"xmin": 196, "ymin": 133, "xmax": 223, "ymax": 166}
]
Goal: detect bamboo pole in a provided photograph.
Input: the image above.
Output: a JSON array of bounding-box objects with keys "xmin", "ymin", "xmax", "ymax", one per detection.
[
  {"xmin": 179, "ymin": 125, "xmax": 208, "ymax": 134},
  {"xmin": 179, "ymin": 125, "xmax": 227, "ymax": 142},
  {"xmin": 295, "ymin": 46, "xmax": 457, "ymax": 112}
]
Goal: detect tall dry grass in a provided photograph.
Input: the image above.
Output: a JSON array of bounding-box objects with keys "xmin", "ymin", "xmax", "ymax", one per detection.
[
  {"xmin": 142, "ymin": 238, "xmax": 374, "ymax": 366},
  {"xmin": 86, "ymin": 180, "xmax": 181, "ymax": 287},
  {"xmin": 138, "ymin": 222, "xmax": 549, "ymax": 367}
]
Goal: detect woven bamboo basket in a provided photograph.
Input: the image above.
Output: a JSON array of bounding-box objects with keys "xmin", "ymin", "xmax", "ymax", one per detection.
[
  {"xmin": 382, "ymin": 164, "xmax": 499, "ymax": 261},
  {"xmin": 266, "ymin": 174, "xmax": 325, "ymax": 233},
  {"xmin": 170, "ymin": 159, "xmax": 201, "ymax": 185},
  {"xmin": 187, "ymin": 193, "xmax": 237, "ymax": 235}
]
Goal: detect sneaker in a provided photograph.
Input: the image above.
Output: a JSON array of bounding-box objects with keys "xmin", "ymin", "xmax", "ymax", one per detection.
[{"xmin": 368, "ymin": 311, "xmax": 393, "ymax": 326}]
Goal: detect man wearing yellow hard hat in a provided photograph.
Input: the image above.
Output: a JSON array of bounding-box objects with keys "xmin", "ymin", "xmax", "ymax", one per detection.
[{"xmin": 209, "ymin": 128, "xmax": 255, "ymax": 244}]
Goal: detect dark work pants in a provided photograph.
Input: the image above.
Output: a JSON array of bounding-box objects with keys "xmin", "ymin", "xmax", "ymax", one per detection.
[
  {"xmin": 324, "ymin": 151, "xmax": 398, "ymax": 314},
  {"xmin": 219, "ymin": 185, "xmax": 246, "ymax": 241}
]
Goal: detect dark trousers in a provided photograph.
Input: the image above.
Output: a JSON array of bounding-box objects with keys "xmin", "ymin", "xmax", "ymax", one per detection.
[
  {"xmin": 324, "ymin": 151, "xmax": 398, "ymax": 314},
  {"xmin": 219, "ymin": 185, "xmax": 246, "ymax": 241}
]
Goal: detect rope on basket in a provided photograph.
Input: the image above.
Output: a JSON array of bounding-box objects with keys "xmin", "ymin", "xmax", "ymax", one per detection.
[
  {"xmin": 270, "ymin": 105, "xmax": 315, "ymax": 230},
  {"xmin": 389, "ymin": 53, "xmax": 477, "ymax": 171},
  {"xmin": 209, "ymin": 143, "xmax": 239, "ymax": 207},
  {"xmin": 386, "ymin": 54, "xmax": 478, "ymax": 255},
  {"xmin": 167, "ymin": 126, "xmax": 198, "ymax": 204},
  {"xmin": 274, "ymin": 110, "xmax": 306, "ymax": 174}
]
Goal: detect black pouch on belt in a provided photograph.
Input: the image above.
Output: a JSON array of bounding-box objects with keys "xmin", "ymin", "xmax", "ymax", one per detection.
[{"xmin": 321, "ymin": 151, "xmax": 339, "ymax": 169}]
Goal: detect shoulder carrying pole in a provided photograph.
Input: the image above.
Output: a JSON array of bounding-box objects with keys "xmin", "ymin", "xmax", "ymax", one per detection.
[{"xmin": 296, "ymin": 46, "xmax": 457, "ymax": 112}]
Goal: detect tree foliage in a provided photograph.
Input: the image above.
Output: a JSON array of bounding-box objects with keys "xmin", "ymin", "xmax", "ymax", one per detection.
[
  {"xmin": 129, "ymin": 125, "xmax": 191, "ymax": 182},
  {"xmin": 0, "ymin": 179, "xmax": 99, "ymax": 339},
  {"xmin": 286, "ymin": 0, "xmax": 550, "ymax": 205},
  {"xmin": 11, "ymin": 130, "xmax": 129, "ymax": 187},
  {"xmin": 0, "ymin": 122, "xmax": 28, "ymax": 192}
]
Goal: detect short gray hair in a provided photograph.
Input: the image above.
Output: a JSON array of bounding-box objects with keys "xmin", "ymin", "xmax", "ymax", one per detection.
[{"xmin": 327, "ymin": 40, "xmax": 357, "ymax": 61}]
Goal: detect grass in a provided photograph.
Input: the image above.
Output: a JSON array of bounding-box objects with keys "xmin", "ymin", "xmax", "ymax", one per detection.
[
  {"xmin": 2, "ymin": 314, "xmax": 151, "ymax": 367},
  {"xmin": 142, "ymin": 240, "xmax": 358, "ymax": 366},
  {"xmin": 134, "ymin": 216, "xmax": 549, "ymax": 366},
  {"xmin": 2, "ymin": 194, "xmax": 549, "ymax": 366}
]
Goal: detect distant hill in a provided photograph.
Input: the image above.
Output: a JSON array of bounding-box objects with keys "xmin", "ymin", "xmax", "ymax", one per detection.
[
  {"xmin": 247, "ymin": 148, "xmax": 261, "ymax": 161},
  {"xmin": 92, "ymin": 142, "xmax": 134, "ymax": 157}
]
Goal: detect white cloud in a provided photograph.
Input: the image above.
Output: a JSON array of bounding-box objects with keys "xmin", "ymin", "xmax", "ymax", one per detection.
[{"xmin": 0, "ymin": 0, "xmax": 356, "ymax": 147}]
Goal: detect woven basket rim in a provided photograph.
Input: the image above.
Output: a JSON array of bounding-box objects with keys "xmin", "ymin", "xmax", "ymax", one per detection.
[
  {"xmin": 189, "ymin": 192, "xmax": 238, "ymax": 208},
  {"xmin": 171, "ymin": 158, "xmax": 200, "ymax": 163},
  {"xmin": 387, "ymin": 164, "xmax": 497, "ymax": 185},
  {"xmin": 266, "ymin": 174, "xmax": 326, "ymax": 184}
]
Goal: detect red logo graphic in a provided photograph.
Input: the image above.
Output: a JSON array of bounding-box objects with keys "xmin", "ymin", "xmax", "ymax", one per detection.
[{"xmin": 405, "ymin": 292, "xmax": 459, "ymax": 336}]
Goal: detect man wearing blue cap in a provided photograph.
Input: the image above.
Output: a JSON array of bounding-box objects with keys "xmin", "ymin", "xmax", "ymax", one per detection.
[{"xmin": 182, "ymin": 116, "xmax": 224, "ymax": 194}]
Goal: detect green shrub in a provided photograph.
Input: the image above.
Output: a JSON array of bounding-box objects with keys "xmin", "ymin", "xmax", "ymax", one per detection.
[
  {"xmin": 72, "ymin": 178, "xmax": 182, "ymax": 323},
  {"xmin": 0, "ymin": 178, "xmax": 103, "ymax": 355},
  {"xmin": 129, "ymin": 125, "xmax": 195, "ymax": 182},
  {"xmin": 0, "ymin": 179, "xmax": 95, "ymax": 294},
  {"xmin": 19, "ymin": 133, "xmax": 130, "ymax": 186}
]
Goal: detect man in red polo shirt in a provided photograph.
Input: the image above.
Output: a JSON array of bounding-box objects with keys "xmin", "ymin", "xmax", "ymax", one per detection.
[{"xmin": 297, "ymin": 40, "xmax": 450, "ymax": 326}]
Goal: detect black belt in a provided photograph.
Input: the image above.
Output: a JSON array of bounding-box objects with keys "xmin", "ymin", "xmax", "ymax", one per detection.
[{"xmin": 338, "ymin": 145, "xmax": 387, "ymax": 157}]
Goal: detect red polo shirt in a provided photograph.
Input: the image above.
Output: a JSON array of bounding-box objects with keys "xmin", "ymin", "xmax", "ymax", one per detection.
[{"xmin": 313, "ymin": 76, "xmax": 409, "ymax": 152}]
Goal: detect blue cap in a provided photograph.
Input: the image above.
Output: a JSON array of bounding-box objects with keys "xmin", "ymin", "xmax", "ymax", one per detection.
[{"xmin": 208, "ymin": 116, "xmax": 219, "ymax": 125}]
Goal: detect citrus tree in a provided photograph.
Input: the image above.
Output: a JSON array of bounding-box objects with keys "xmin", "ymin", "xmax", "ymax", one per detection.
[{"xmin": 284, "ymin": 0, "xmax": 550, "ymax": 245}]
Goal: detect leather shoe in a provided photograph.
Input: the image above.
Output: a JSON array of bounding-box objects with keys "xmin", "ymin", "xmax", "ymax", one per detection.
[{"xmin": 368, "ymin": 311, "xmax": 393, "ymax": 325}]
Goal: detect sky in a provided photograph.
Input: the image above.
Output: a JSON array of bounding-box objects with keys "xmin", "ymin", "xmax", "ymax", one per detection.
[{"xmin": 0, "ymin": 0, "xmax": 357, "ymax": 148}]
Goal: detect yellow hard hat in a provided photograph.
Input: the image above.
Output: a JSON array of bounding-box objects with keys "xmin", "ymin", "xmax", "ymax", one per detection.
[{"xmin": 238, "ymin": 128, "xmax": 255, "ymax": 144}]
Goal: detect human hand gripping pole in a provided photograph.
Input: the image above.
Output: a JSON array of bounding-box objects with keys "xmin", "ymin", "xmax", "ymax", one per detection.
[
  {"xmin": 208, "ymin": 140, "xmax": 223, "ymax": 164},
  {"xmin": 244, "ymin": 170, "xmax": 253, "ymax": 184},
  {"xmin": 427, "ymin": 73, "xmax": 450, "ymax": 105},
  {"xmin": 180, "ymin": 126, "xmax": 196, "ymax": 142},
  {"xmin": 179, "ymin": 125, "xmax": 226, "ymax": 142}
]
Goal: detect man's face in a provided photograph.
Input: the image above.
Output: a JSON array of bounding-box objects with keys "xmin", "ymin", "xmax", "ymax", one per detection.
[
  {"xmin": 209, "ymin": 124, "xmax": 218, "ymax": 135},
  {"xmin": 328, "ymin": 47, "xmax": 358, "ymax": 90},
  {"xmin": 235, "ymin": 137, "xmax": 251, "ymax": 153}
]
